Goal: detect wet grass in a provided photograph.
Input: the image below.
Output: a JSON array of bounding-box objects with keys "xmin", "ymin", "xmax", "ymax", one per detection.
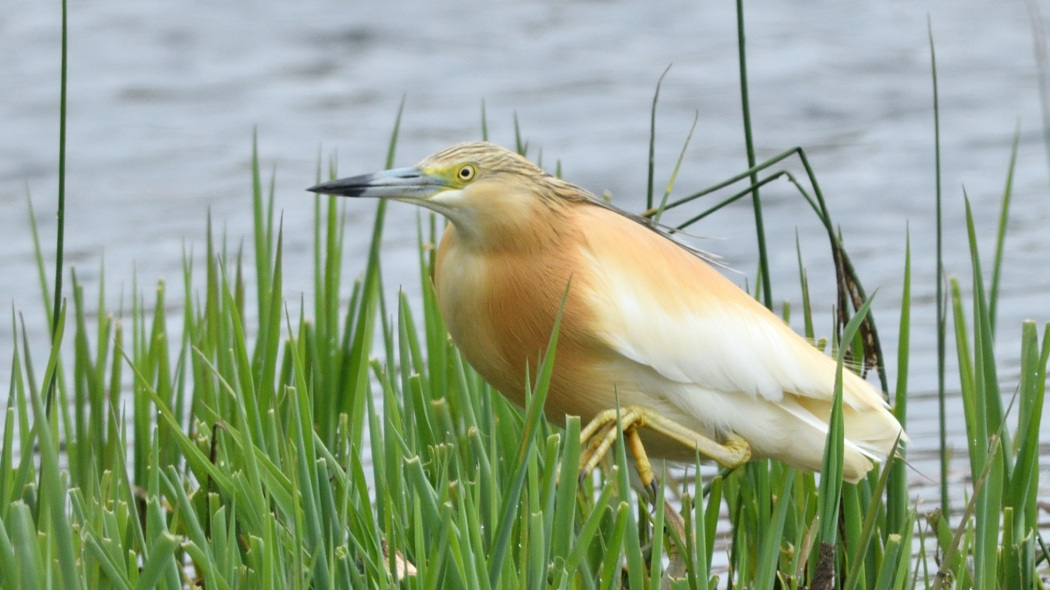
[{"xmin": 3, "ymin": 3, "xmax": 1050, "ymax": 590}]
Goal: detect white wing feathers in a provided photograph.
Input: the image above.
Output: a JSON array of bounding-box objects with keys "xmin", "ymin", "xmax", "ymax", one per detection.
[
  {"xmin": 576, "ymin": 219, "xmax": 904, "ymax": 480},
  {"xmin": 590, "ymin": 248, "xmax": 886, "ymax": 409},
  {"xmin": 608, "ymin": 291, "xmax": 886, "ymax": 411}
]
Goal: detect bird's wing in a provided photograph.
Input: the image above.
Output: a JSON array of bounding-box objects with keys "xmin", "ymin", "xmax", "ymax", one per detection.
[{"xmin": 575, "ymin": 206, "xmax": 888, "ymax": 414}]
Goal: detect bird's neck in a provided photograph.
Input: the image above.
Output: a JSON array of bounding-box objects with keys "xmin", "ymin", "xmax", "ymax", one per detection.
[{"xmin": 444, "ymin": 199, "xmax": 573, "ymax": 255}]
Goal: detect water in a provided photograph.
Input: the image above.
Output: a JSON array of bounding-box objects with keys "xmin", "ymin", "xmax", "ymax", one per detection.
[{"xmin": 2, "ymin": 0, "xmax": 1049, "ymax": 520}]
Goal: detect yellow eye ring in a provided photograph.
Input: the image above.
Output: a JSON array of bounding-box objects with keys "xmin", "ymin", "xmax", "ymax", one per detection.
[{"xmin": 457, "ymin": 164, "xmax": 476, "ymax": 182}]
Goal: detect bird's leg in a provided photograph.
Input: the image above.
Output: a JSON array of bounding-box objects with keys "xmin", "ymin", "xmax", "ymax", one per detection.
[
  {"xmin": 579, "ymin": 407, "xmax": 748, "ymax": 585},
  {"xmin": 624, "ymin": 426, "xmax": 691, "ymax": 558},
  {"xmin": 579, "ymin": 406, "xmax": 640, "ymax": 479},
  {"xmin": 579, "ymin": 405, "xmax": 752, "ymax": 487},
  {"xmin": 624, "ymin": 426, "xmax": 655, "ymax": 491}
]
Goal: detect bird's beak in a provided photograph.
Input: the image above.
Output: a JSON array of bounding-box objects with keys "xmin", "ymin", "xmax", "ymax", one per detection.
[{"xmin": 306, "ymin": 167, "xmax": 449, "ymax": 201}]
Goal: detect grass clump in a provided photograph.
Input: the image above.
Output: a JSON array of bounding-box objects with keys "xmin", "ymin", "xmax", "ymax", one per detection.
[{"xmin": 6, "ymin": 115, "xmax": 1049, "ymax": 589}]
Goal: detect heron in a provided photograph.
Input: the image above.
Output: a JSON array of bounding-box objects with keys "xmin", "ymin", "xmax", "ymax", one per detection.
[{"xmin": 308, "ymin": 141, "xmax": 905, "ymax": 487}]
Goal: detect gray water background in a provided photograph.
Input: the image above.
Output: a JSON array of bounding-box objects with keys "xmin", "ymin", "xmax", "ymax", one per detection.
[{"xmin": 2, "ymin": 0, "xmax": 1050, "ymax": 509}]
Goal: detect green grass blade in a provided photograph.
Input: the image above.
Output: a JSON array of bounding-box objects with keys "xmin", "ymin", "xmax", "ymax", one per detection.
[
  {"xmin": 988, "ymin": 127, "xmax": 1020, "ymax": 331},
  {"xmin": 652, "ymin": 111, "xmax": 698, "ymax": 226},
  {"xmin": 755, "ymin": 468, "xmax": 795, "ymax": 589},
  {"xmin": 646, "ymin": 65, "xmax": 671, "ymax": 212},
  {"xmin": 843, "ymin": 435, "xmax": 902, "ymax": 590},
  {"xmin": 49, "ymin": 0, "xmax": 69, "ymax": 386},
  {"xmin": 887, "ymin": 230, "xmax": 911, "ymax": 536},
  {"xmin": 1009, "ymin": 322, "xmax": 1049, "ymax": 530},
  {"xmin": 133, "ymin": 534, "xmax": 181, "ymax": 590},
  {"xmin": 28, "ymin": 303, "xmax": 81, "ymax": 589},
  {"xmin": 929, "ymin": 18, "xmax": 951, "ymax": 518},
  {"xmin": 734, "ymin": 0, "xmax": 772, "ymax": 309}
]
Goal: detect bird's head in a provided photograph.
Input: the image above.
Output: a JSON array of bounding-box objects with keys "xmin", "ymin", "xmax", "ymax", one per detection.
[{"xmin": 308, "ymin": 142, "xmax": 592, "ymax": 250}]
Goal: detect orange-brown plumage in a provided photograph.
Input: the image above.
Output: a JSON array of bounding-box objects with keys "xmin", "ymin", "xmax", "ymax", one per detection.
[{"xmin": 310, "ymin": 141, "xmax": 906, "ymax": 482}]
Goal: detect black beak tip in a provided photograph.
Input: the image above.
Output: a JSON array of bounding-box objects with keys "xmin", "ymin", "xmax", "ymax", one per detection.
[
  {"xmin": 306, "ymin": 179, "xmax": 363, "ymax": 197},
  {"xmin": 306, "ymin": 181, "xmax": 333, "ymax": 195}
]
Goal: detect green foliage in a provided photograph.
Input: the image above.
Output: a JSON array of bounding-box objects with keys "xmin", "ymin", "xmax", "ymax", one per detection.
[{"xmin": 7, "ymin": 122, "xmax": 1050, "ymax": 589}]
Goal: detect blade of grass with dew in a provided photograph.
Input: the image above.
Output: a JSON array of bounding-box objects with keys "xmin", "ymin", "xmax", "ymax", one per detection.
[
  {"xmin": 1009, "ymin": 322, "xmax": 1049, "ymax": 534},
  {"xmin": 1000, "ymin": 322, "xmax": 1048, "ymax": 589}
]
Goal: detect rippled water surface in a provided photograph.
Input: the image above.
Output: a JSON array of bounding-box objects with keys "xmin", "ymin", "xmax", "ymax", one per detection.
[{"xmin": 2, "ymin": 0, "xmax": 1049, "ymax": 512}]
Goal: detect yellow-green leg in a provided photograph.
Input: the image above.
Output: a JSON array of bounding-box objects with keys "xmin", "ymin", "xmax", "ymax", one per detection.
[
  {"xmin": 579, "ymin": 405, "xmax": 752, "ymax": 488},
  {"xmin": 578, "ymin": 405, "xmax": 752, "ymax": 585}
]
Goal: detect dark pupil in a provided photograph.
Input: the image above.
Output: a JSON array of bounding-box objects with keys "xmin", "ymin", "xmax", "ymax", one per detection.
[{"xmin": 461, "ymin": 168, "xmax": 470, "ymax": 178}]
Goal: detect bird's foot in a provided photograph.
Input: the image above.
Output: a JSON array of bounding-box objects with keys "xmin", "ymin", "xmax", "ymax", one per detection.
[
  {"xmin": 578, "ymin": 405, "xmax": 752, "ymax": 488},
  {"xmin": 577, "ymin": 406, "xmax": 751, "ymax": 588}
]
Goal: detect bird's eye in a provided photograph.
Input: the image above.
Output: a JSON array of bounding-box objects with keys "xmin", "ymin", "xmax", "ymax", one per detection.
[{"xmin": 457, "ymin": 164, "xmax": 476, "ymax": 182}]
